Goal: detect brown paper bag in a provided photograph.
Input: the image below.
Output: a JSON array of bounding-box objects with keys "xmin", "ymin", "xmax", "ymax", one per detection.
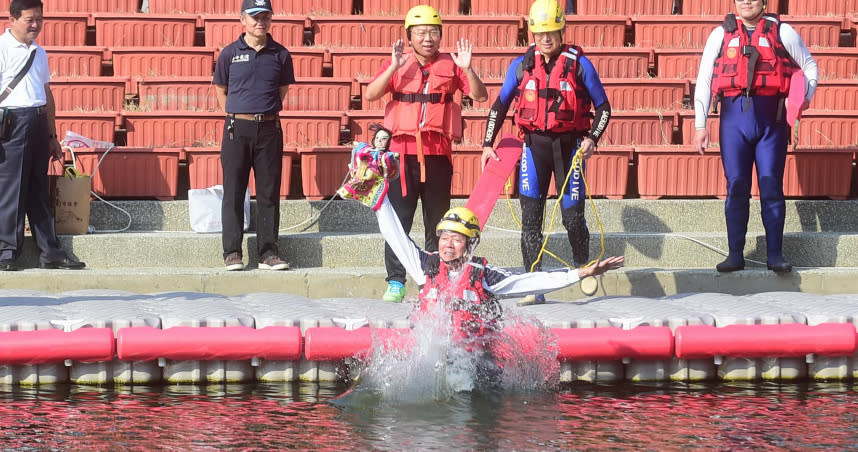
[{"xmin": 50, "ymin": 166, "xmax": 91, "ymax": 235}]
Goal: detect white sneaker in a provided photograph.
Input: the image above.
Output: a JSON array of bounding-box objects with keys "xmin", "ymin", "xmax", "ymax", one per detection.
[
  {"xmin": 259, "ymin": 255, "xmax": 289, "ymax": 271},
  {"xmin": 224, "ymin": 252, "xmax": 244, "ymax": 271}
]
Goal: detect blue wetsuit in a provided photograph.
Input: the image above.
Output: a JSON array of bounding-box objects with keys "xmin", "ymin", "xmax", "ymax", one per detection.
[
  {"xmin": 483, "ymin": 50, "xmax": 611, "ymax": 271},
  {"xmin": 720, "ymin": 94, "xmax": 789, "ymax": 260}
]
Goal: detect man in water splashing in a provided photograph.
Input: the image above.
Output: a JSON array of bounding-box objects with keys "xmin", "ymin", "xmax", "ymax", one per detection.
[{"xmin": 340, "ymin": 148, "xmax": 624, "ymax": 348}]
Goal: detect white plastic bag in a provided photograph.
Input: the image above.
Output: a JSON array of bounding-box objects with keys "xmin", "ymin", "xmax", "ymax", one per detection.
[
  {"xmin": 61, "ymin": 130, "xmax": 114, "ymax": 149},
  {"xmin": 188, "ymin": 185, "xmax": 250, "ymax": 233}
]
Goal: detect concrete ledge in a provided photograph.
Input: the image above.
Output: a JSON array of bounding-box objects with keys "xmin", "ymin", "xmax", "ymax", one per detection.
[
  {"xmin": 88, "ymin": 199, "xmax": 858, "ymax": 234},
  {"xmin": 3, "ymin": 267, "xmax": 858, "ymax": 299},
  {"xmin": 15, "ymin": 230, "xmax": 858, "ymax": 269}
]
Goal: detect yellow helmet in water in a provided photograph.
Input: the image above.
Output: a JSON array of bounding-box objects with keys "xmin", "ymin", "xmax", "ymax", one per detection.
[
  {"xmin": 436, "ymin": 207, "xmax": 481, "ymax": 239},
  {"xmin": 405, "ymin": 4, "xmax": 443, "ymax": 29},
  {"xmin": 528, "ymin": 0, "xmax": 565, "ymax": 33}
]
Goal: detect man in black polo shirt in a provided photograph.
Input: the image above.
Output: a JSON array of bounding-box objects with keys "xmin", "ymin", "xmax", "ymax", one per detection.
[{"xmin": 213, "ymin": 0, "xmax": 295, "ymax": 271}]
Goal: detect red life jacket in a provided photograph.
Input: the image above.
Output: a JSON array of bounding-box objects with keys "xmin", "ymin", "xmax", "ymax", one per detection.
[
  {"xmin": 384, "ymin": 53, "xmax": 463, "ymax": 141},
  {"xmin": 514, "ymin": 44, "xmax": 592, "ymax": 133},
  {"xmin": 712, "ymin": 13, "xmax": 795, "ymax": 98},
  {"xmin": 419, "ymin": 255, "xmax": 501, "ymax": 343}
]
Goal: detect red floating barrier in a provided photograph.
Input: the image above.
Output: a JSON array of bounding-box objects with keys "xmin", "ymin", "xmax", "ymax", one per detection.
[
  {"xmin": 675, "ymin": 323, "xmax": 858, "ymax": 359},
  {"xmin": 552, "ymin": 326, "xmax": 674, "ymax": 361},
  {"xmin": 116, "ymin": 326, "xmax": 302, "ymax": 362},
  {"xmin": 0, "ymin": 328, "xmax": 115, "ymax": 365},
  {"xmin": 304, "ymin": 327, "xmax": 413, "ymax": 361}
]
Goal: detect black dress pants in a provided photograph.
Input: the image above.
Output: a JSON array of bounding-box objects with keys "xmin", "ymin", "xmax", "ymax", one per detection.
[
  {"xmin": 0, "ymin": 107, "xmax": 67, "ymax": 263},
  {"xmin": 220, "ymin": 116, "xmax": 283, "ymax": 261},
  {"xmin": 384, "ymin": 154, "xmax": 453, "ymax": 284}
]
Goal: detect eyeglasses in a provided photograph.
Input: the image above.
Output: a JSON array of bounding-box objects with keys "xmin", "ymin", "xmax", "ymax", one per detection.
[{"xmin": 412, "ymin": 30, "xmax": 441, "ymax": 40}]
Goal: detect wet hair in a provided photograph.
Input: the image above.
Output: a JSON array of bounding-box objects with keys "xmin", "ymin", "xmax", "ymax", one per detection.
[{"xmin": 10, "ymin": 0, "xmax": 42, "ymax": 18}]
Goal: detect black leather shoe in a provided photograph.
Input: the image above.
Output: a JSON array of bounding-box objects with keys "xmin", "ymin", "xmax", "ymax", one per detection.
[
  {"xmin": 767, "ymin": 256, "xmax": 793, "ymax": 274},
  {"xmin": 40, "ymin": 258, "xmax": 86, "ymax": 270},
  {"xmin": 0, "ymin": 259, "xmax": 18, "ymax": 271},
  {"xmin": 716, "ymin": 256, "xmax": 745, "ymax": 273}
]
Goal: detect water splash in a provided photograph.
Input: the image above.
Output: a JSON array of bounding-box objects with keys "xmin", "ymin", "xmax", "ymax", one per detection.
[
  {"xmin": 492, "ymin": 314, "xmax": 561, "ymax": 392},
  {"xmin": 352, "ymin": 276, "xmax": 561, "ymax": 401}
]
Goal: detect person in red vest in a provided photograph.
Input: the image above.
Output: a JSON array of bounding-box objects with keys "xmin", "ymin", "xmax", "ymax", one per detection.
[
  {"xmin": 339, "ymin": 155, "xmax": 624, "ymax": 342},
  {"xmin": 693, "ymin": 0, "xmax": 817, "ymax": 273},
  {"xmin": 481, "ymin": 0, "xmax": 612, "ymax": 304},
  {"xmin": 339, "ymin": 156, "xmax": 623, "ymax": 386},
  {"xmin": 365, "ymin": 4, "xmax": 488, "ymax": 302}
]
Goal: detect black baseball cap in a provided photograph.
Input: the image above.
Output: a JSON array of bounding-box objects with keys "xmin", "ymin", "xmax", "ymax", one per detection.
[{"xmin": 242, "ymin": 0, "xmax": 273, "ymax": 15}]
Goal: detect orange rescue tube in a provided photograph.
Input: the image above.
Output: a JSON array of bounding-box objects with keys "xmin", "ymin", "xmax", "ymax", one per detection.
[
  {"xmin": 0, "ymin": 328, "xmax": 115, "ymax": 365},
  {"xmin": 675, "ymin": 323, "xmax": 858, "ymax": 359},
  {"xmin": 116, "ymin": 326, "xmax": 302, "ymax": 361},
  {"xmin": 552, "ymin": 326, "xmax": 674, "ymax": 361}
]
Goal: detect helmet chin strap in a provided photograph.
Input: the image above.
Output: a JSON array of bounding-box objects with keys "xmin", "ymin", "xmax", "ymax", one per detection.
[{"xmin": 442, "ymin": 255, "xmax": 466, "ymax": 270}]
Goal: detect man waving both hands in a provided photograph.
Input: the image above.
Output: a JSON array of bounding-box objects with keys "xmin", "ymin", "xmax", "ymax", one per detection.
[{"xmin": 365, "ymin": 4, "xmax": 487, "ymax": 302}]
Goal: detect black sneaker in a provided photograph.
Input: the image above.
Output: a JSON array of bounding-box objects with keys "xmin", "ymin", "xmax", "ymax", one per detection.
[{"xmin": 0, "ymin": 259, "xmax": 18, "ymax": 271}]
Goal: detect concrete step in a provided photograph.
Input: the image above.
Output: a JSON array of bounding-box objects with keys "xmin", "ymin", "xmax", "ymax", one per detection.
[
  {"xmin": 1, "ymin": 266, "xmax": 857, "ymax": 300},
  {"xmin": 88, "ymin": 199, "xmax": 858, "ymax": 234},
  {"xmin": 17, "ymin": 229, "xmax": 858, "ymax": 270}
]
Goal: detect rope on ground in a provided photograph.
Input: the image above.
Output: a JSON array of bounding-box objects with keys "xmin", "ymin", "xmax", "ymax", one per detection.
[
  {"xmin": 69, "ymin": 145, "xmax": 133, "ymax": 233},
  {"xmin": 278, "ymin": 172, "xmax": 350, "ymax": 233}
]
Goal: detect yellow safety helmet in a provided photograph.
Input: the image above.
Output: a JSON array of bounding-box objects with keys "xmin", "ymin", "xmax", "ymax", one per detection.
[
  {"xmin": 528, "ymin": 0, "xmax": 565, "ymax": 33},
  {"xmin": 405, "ymin": 4, "xmax": 442, "ymax": 29},
  {"xmin": 436, "ymin": 207, "xmax": 481, "ymax": 239}
]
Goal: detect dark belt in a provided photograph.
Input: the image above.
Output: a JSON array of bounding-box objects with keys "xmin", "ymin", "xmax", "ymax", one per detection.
[
  {"xmin": 392, "ymin": 93, "xmax": 453, "ymax": 103},
  {"xmin": 7, "ymin": 105, "xmax": 47, "ymax": 115},
  {"xmin": 228, "ymin": 112, "xmax": 278, "ymax": 122}
]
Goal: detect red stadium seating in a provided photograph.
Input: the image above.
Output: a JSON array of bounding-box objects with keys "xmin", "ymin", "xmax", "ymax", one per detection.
[
  {"xmin": 148, "ymin": 0, "xmax": 351, "ymax": 14},
  {"xmin": 30, "ymin": 0, "xmax": 858, "ymax": 202},
  {"xmin": 284, "ymin": 78, "xmax": 354, "ymax": 111},
  {"xmin": 40, "ymin": 13, "xmax": 89, "ymax": 47},
  {"xmin": 46, "ymin": 47, "xmax": 107, "ymax": 77},
  {"xmin": 576, "ymin": 0, "xmax": 673, "ymax": 16},
  {"xmin": 111, "ymin": 47, "xmax": 216, "ymax": 77},
  {"xmin": 564, "ymin": 16, "xmax": 629, "ymax": 47},
  {"xmin": 136, "ymin": 77, "xmax": 219, "ymax": 111},
  {"xmin": 94, "ymin": 13, "xmax": 198, "ymax": 47},
  {"xmin": 203, "ymin": 15, "xmax": 308, "ymax": 48},
  {"xmin": 51, "ymin": 76, "xmax": 129, "ymax": 112}
]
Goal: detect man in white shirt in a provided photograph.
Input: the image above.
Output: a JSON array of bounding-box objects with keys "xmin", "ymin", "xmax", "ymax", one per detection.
[
  {"xmin": 0, "ymin": 0, "xmax": 85, "ymax": 271},
  {"xmin": 692, "ymin": 0, "xmax": 817, "ymax": 274}
]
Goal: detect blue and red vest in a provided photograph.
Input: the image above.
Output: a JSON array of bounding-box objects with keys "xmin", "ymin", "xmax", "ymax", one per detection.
[
  {"xmin": 713, "ymin": 13, "xmax": 795, "ymax": 98},
  {"xmin": 514, "ymin": 44, "xmax": 592, "ymax": 133}
]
